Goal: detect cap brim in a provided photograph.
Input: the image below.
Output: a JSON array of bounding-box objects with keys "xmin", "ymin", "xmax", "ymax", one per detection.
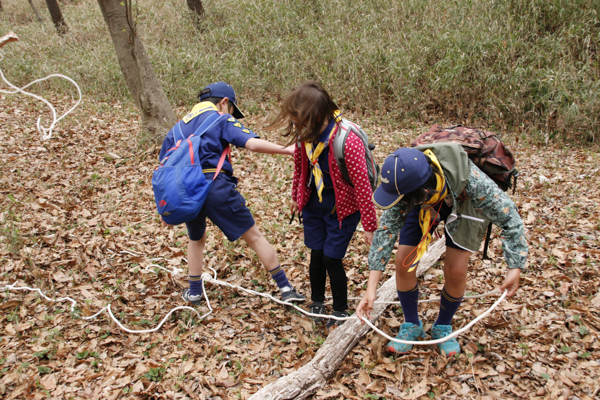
[
  {"xmin": 372, "ymin": 185, "xmax": 404, "ymax": 210},
  {"xmin": 231, "ymin": 103, "xmax": 245, "ymax": 119}
]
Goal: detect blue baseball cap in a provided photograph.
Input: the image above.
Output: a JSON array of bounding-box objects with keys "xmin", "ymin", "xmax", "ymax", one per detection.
[
  {"xmin": 372, "ymin": 148, "xmax": 432, "ymax": 209},
  {"xmin": 199, "ymin": 81, "xmax": 245, "ymax": 119}
]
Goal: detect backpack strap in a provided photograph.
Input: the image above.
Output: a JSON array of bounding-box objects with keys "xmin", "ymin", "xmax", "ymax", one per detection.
[
  {"xmin": 482, "ymin": 222, "xmax": 493, "ymax": 260},
  {"xmin": 213, "ymin": 145, "xmax": 230, "ymax": 181},
  {"xmin": 174, "ymin": 112, "xmax": 224, "ymax": 142},
  {"xmin": 190, "ymin": 112, "xmax": 223, "ymax": 139},
  {"xmin": 331, "ymin": 120, "xmax": 350, "ymax": 181},
  {"xmin": 174, "ymin": 121, "xmax": 186, "ymax": 142}
]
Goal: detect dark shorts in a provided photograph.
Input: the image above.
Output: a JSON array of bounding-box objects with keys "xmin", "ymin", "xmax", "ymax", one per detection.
[
  {"xmin": 302, "ymin": 188, "xmax": 361, "ymax": 259},
  {"xmin": 185, "ymin": 174, "xmax": 255, "ymax": 241},
  {"xmin": 399, "ymin": 200, "xmax": 461, "ymax": 249}
]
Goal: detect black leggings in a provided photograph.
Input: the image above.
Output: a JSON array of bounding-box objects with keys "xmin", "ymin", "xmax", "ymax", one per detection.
[{"xmin": 309, "ymin": 249, "xmax": 348, "ymax": 312}]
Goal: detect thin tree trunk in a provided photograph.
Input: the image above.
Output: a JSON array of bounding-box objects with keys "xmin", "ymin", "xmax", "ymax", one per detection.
[
  {"xmin": 97, "ymin": 0, "xmax": 176, "ymax": 142},
  {"xmin": 250, "ymin": 239, "xmax": 446, "ymax": 400},
  {"xmin": 28, "ymin": 0, "xmax": 44, "ymax": 22},
  {"xmin": 45, "ymin": 0, "xmax": 68, "ymax": 35},
  {"xmin": 186, "ymin": 0, "xmax": 204, "ymax": 31}
]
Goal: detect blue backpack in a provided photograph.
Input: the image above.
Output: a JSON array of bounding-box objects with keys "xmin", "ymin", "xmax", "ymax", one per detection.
[{"xmin": 152, "ymin": 113, "xmax": 229, "ymax": 225}]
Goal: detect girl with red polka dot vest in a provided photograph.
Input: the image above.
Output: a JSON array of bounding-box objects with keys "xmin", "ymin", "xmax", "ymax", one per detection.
[{"xmin": 271, "ymin": 81, "xmax": 377, "ymax": 328}]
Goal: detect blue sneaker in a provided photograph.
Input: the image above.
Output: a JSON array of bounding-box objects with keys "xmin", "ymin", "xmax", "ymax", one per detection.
[
  {"xmin": 387, "ymin": 321, "xmax": 426, "ymax": 354},
  {"xmin": 431, "ymin": 324, "xmax": 461, "ymax": 356}
]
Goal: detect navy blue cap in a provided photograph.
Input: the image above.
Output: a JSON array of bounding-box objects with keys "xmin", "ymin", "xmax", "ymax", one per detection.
[
  {"xmin": 372, "ymin": 148, "xmax": 432, "ymax": 209},
  {"xmin": 199, "ymin": 81, "xmax": 245, "ymax": 119}
]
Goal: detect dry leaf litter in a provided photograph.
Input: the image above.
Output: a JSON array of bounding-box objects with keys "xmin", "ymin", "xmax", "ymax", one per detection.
[{"xmin": 0, "ymin": 95, "xmax": 599, "ymax": 400}]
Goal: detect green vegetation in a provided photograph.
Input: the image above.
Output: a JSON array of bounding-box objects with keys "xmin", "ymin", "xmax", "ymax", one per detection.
[{"xmin": 1, "ymin": 0, "xmax": 598, "ymax": 141}]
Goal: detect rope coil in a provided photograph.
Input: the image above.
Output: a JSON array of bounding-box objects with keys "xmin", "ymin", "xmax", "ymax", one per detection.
[{"xmin": 0, "ymin": 51, "xmax": 81, "ymax": 140}]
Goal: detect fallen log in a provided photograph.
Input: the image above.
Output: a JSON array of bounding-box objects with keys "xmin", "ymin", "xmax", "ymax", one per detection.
[{"xmin": 250, "ymin": 239, "xmax": 446, "ymax": 400}]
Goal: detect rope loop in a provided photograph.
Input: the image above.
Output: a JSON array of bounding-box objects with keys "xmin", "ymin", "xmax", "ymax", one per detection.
[
  {"xmin": 0, "ymin": 51, "xmax": 82, "ymax": 140},
  {"xmin": 1, "ymin": 265, "xmax": 507, "ymax": 343}
]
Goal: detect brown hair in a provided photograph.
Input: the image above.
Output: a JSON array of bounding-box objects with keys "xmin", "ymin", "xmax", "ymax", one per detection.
[{"xmin": 271, "ymin": 81, "xmax": 339, "ymax": 146}]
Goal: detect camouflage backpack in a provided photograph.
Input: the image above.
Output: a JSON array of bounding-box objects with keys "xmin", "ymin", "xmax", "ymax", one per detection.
[
  {"xmin": 410, "ymin": 124, "xmax": 519, "ymax": 259},
  {"xmin": 410, "ymin": 124, "xmax": 518, "ymax": 192}
]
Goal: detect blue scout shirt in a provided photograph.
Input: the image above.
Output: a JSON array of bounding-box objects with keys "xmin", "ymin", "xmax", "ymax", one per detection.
[{"xmin": 158, "ymin": 102, "xmax": 259, "ymax": 177}]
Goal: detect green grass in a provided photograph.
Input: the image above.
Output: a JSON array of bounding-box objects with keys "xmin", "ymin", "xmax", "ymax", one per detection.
[{"xmin": 1, "ymin": 0, "xmax": 598, "ymax": 142}]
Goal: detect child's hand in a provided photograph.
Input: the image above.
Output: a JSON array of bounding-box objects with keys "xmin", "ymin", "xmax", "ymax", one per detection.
[
  {"xmin": 283, "ymin": 145, "xmax": 295, "ymax": 156},
  {"xmin": 363, "ymin": 231, "xmax": 373, "ymax": 246},
  {"xmin": 499, "ymin": 268, "xmax": 521, "ymax": 297},
  {"xmin": 0, "ymin": 31, "xmax": 19, "ymax": 48},
  {"xmin": 289, "ymin": 200, "xmax": 299, "ymax": 216},
  {"xmin": 356, "ymin": 293, "xmax": 376, "ymax": 324}
]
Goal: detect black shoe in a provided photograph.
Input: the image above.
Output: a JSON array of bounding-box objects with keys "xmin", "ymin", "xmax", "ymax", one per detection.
[
  {"xmin": 326, "ymin": 310, "xmax": 349, "ymax": 329},
  {"xmin": 309, "ymin": 302, "xmax": 327, "ymax": 323},
  {"xmin": 182, "ymin": 288, "xmax": 203, "ymax": 306},
  {"xmin": 280, "ymin": 286, "xmax": 305, "ymax": 302}
]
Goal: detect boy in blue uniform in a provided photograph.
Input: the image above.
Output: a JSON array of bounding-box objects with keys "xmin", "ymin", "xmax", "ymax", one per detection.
[{"xmin": 159, "ymin": 82, "xmax": 305, "ymax": 305}]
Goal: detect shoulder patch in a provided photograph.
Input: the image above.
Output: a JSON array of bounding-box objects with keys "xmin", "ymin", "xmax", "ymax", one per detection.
[
  {"xmin": 234, "ymin": 122, "xmax": 242, "ymax": 128},
  {"xmin": 228, "ymin": 117, "xmax": 236, "ymax": 122},
  {"xmin": 242, "ymin": 129, "xmax": 250, "ymax": 133}
]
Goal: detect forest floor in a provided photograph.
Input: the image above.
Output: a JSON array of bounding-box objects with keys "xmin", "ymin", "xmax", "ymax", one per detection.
[{"xmin": 1, "ymin": 95, "xmax": 599, "ymax": 400}]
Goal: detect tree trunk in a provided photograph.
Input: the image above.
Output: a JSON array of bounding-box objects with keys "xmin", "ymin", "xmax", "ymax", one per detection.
[
  {"xmin": 97, "ymin": 0, "xmax": 176, "ymax": 142},
  {"xmin": 186, "ymin": 0, "xmax": 204, "ymax": 31},
  {"xmin": 28, "ymin": 0, "xmax": 44, "ymax": 22},
  {"xmin": 250, "ymin": 239, "xmax": 446, "ymax": 400},
  {"xmin": 45, "ymin": 0, "xmax": 68, "ymax": 35}
]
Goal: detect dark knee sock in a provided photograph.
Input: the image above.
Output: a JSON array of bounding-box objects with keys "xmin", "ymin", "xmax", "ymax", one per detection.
[
  {"xmin": 189, "ymin": 275, "xmax": 203, "ymax": 296},
  {"xmin": 323, "ymin": 255, "xmax": 347, "ymax": 312},
  {"xmin": 309, "ymin": 249, "xmax": 326, "ymax": 303},
  {"xmin": 269, "ymin": 265, "xmax": 290, "ymax": 289},
  {"xmin": 397, "ymin": 285, "xmax": 420, "ymax": 325},
  {"xmin": 435, "ymin": 286, "xmax": 463, "ymax": 326}
]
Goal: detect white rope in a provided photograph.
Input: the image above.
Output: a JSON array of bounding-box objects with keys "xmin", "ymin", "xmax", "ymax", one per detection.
[
  {"xmin": 1, "ymin": 263, "xmax": 507, "ymax": 342},
  {"xmin": 0, "ymin": 51, "xmax": 82, "ymax": 140},
  {"xmin": 0, "ymin": 283, "xmax": 203, "ymax": 334},
  {"xmin": 119, "ymin": 250, "xmax": 185, "ymax": 276},
  {"xmin": 362, "ymin": 290, "xmax": 507, "ymax": 345},
  {"xmin": 200, "ymin": 270, "xmax": 507, "ymax": 338}
]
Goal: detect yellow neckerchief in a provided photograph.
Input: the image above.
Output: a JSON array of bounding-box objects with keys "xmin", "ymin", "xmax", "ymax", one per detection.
[
  {"xmin": 303, "ymin": 110, "xmax": 342, "ymax": 202},
  {"xmin": 405, "ymin": 149, "xmax": 448, "ymax": 272},
  {"xmin": 182, "ymin": 101, "xmax": 218, "ymax": 123}
]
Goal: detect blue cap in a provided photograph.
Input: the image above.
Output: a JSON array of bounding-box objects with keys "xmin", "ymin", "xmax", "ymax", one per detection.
[
  {"xmin": 372, "ymin": 148, "xmax": 432, "ymax": 209},
  {"xmin": 199, "ymin": 81, "xmax": 245, "ymax": 119}
]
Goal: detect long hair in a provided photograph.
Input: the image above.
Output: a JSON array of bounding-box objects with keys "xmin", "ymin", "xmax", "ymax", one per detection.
[
  {"xmin": 270, "ymin": 81, "xmax": 339, "ymax": 146},
  {"xmin": 401, "ymin": 156, "xmax": 443, "ymax": 213}
]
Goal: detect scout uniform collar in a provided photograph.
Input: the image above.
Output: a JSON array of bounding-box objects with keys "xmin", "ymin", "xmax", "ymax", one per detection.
[{"xmin": 182, "ymin": 101, "xmax": 220, "ymax": 124}]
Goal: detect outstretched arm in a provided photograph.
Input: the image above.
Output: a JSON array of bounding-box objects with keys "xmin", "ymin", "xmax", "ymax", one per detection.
[
  {"xmin": 245, "ymin": 138, "xmax": 294, "ymax": 156},
  {"xmin": 465, "ymin": 160, "xmax": 528, "ymax": 296},
  {"xmin": 356, "ymin": 270, "xmax": 383, "ymax": 323},
  {"xmin": 0, "ymin": 32, "xmax": 19, "ymax": 48}
]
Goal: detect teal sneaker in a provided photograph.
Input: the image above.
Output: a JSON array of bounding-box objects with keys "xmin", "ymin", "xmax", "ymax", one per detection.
[
  {"xmin": 431, "ymin": 324, "xmax": 461, "ymax": 356},
  {"xmin": 387, "ymin": 321, "xmax": 426, "ymax": 354}
]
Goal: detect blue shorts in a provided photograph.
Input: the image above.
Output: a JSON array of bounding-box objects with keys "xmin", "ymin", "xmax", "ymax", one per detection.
[
  {"xmin": 302, "ymin": 188, "xmax": 361, "ymax": 259},
  {"xmin": 399, "ymin": 200, "xmax": 461, "ymax": 249},
  {"xmin": 185, "ymin": 174, "xmax": 255, "ymax": 241}
]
